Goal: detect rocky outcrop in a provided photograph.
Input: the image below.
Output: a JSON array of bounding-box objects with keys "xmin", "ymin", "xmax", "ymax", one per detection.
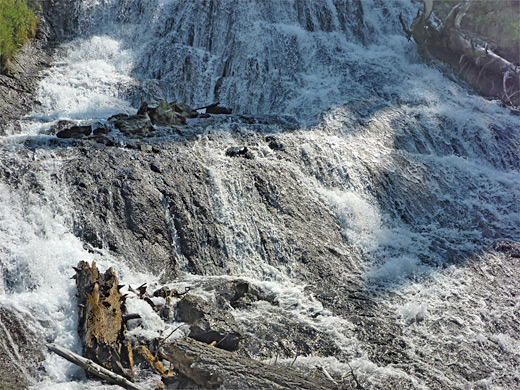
[
  {"xmin": 175, "ymin": 295, "xmax": 243, "ymax": 351},
  {"xmin": 0, "ymin": 0, "xmax": 81, "ymax": 136},
  {"xmin": 53, "ymin": 101, "xmax": 200, "ymax": 139},
  {"xmin": 0, "ymin": 40, "xmax": 51, "ymax": 135}
]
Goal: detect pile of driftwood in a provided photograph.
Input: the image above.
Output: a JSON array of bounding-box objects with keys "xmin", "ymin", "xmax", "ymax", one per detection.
[
  {"xmin": 400, "ymin": 0, "xmax": 520, "ymax": 107},
  {"xmin": 48, "ymin": 261, "xmax": 348, "ymax": 389}
]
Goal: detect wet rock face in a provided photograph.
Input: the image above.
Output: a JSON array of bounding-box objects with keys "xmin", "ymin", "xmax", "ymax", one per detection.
[
  {"xmin": 0, "ymin": 307, "xmax": 44, "ymax": 390},
  {"xmin": 61, "ymin": 117, "xmax": 357, "ymax": 288},
  {"xmin": 64, "ymin": 147, "xmax": 176, "ymax": 277},
  {"xmin": 40, "ymin": 0, "xmax": 79, "ymax": 42}
]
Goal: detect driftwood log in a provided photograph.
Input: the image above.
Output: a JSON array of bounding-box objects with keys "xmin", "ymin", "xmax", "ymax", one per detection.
[
  {"xmin": 47, "ymin": 343, "xmax": 144, "ymax": 390},
  {"xmin": 401, "ymin": 0, "xmax": 520, "ymax": 107},
  {"xmin": 161, "ymin": 338, "xmax": 345, "ymax": 389},
  {"xmin": 74, "ymin": 260, "xmax": 134, "ymax": 378}
]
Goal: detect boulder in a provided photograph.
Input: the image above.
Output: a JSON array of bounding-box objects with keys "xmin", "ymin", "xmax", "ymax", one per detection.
[
  {"xmin": 175, "ymin": 295, "xmax": 243, "ymax": 351},
  {"xmin": 137, "ymin": 101, "xmax": 187, "ymax": 126},
  {"xmin": 114, "ymin": 115, "xmax": 154, "ymax": 137},
  {"xmin": 56, "ymin": 125, "xmax": 92, "ymax": 139}
]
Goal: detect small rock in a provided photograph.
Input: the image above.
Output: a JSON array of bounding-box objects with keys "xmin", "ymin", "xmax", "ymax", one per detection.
[
  {"xmin": 265, "ymin": 135, "xmax": 284, "ymax": 151},
  {"xmin": 139, "ymin": 143, "xmax": 153, "ymax": 152},
  {"xmin": 225, "ymin": 146, "xmax": 254, "ymax": 159},
  {"xmin": 56, "ymin": 125, "xmax": 92, "ymax": 139},
  {"xmin": 150, "ymin": 162, "xmax": 162, "ymax": 173},
  {"xmin": 175, "ymin": 295, "xmax": 243, "ymax": 351},
  {"xmin": 125, "ymin": 141, "xmax": 139, "ymax": 149},
  {"xmin": 493, "ymin": 241, "xmax": 520, "ymax": 258}
]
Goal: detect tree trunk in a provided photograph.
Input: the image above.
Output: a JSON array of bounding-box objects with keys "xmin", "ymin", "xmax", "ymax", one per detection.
[
  {"xmin": 161, "ymin": 338, "xmax": 345, "ymax": 389},
  {"xmin": 74, "ymin": 260, "xmax": 133, "ymax": 378}
]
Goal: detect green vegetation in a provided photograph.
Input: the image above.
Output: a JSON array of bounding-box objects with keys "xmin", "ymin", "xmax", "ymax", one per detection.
[{"xmin": 0, "ymin": 0, "xmax": 38, "ymax": 72}]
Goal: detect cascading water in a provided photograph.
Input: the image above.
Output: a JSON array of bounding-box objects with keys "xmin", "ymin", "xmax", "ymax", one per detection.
[{"xmin": 1, "ymin": 0, "xmax": 519, "ymax": 389}]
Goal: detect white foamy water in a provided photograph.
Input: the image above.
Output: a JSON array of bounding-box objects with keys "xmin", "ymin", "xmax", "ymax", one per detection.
[{"xmin": 1, "ymin": 0, "xmax": 520, "ymax": 389}]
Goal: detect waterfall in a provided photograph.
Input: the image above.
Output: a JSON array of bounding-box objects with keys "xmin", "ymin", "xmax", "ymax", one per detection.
[{"xmin": 1, "ymin": 0, "xmax": 519, "ymax": 388}]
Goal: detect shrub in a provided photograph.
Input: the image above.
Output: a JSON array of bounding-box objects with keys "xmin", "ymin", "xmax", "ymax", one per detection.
[{"xmin": 0, "ymin": 0, "xmax": 38, "ymax": 72}]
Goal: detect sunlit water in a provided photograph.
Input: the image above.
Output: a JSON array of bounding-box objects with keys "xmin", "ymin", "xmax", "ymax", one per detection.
[{"xmin": 1, "ymin": 0, "xmax": 519, "ymax": 388}]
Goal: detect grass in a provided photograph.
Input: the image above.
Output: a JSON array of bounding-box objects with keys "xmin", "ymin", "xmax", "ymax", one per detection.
[{"xmin": 0, "ymin": 0, "xmax": 38, "ymax": 72}]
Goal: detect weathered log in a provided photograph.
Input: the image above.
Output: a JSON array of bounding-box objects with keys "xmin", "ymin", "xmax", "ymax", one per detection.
[
  {"xmin": 47, "ymin": 343, "xmax": 144, "ymax": 390},
  {"xmin": 75, "ymin": 260, "xmax": 133, "ymax": 378},
  {"xmin": 401, "ymin": 1, "xmax": 520, "ymax": 107},
  {"xmin": 161, "ymin": 338, "xmax": 345, "ymax": 389},
  {"xmin": 194, "ymin": 102, "xmax": 221, "ymax": 111}
]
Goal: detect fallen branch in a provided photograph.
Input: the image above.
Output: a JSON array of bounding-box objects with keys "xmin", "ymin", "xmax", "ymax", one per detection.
[
  {"xmin": 319, "ymin": 365, "xmax": 338, "ymax": 385},
  {"xmin": 398, "ymin": 13, "xmax": 412, "ymax": 41},
  {"xmin": 47, "ymin": 343, "xmax": 144, "ymax": 390},
  {"xmin": 135, "ymin": 345, "xmax": 174, "ymax": 378},
  {"xmin": 346, "ymin": 361, "xmax": 365, "ymax": 389}
]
